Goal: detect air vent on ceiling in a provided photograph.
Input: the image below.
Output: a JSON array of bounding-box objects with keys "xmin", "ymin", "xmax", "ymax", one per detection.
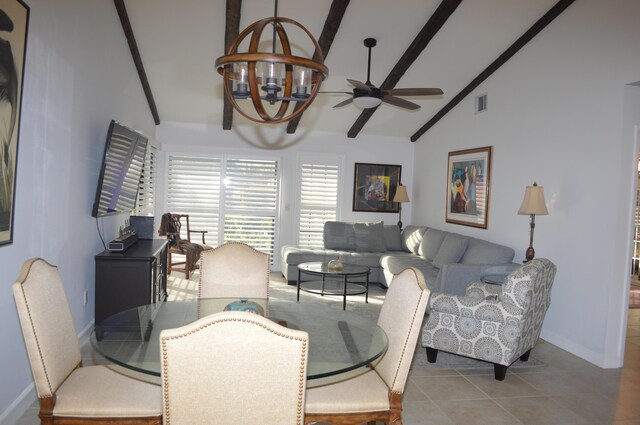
[{"xmin": 475, "ymin": 93, "xmax": 488, "ymax": 114}]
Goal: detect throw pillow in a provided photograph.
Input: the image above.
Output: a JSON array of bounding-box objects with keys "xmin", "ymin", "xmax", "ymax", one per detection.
[
  {"xmin": 383, "ymin": 225, "xmax": 402, "ymax": 251},
  {"xmin": 354, "ymin": 221, "xmax": 386, "ymax": 252},
  {"xmin": 432, "ymin": 234, "xmax": 469, "ymax": 269},
  {"xmin": 323, "ymin": 221, "xmax": 356, "ymax": 250}
]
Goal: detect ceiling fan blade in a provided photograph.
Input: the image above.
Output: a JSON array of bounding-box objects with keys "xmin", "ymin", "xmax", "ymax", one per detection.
[
  {"xmin": 347, "ymin": 79, "xmax": 371, "ymax": 92},
  {"xmin": 384, "ymin": 88, "xmax": 443, "ymax": 96},
  {"xmin": 381, "ymin": 95, "xmax": 421, "ymax": 110},
  {"xmin": 333, "ymin": 98, "xmax": 354, "ymax": 108}
]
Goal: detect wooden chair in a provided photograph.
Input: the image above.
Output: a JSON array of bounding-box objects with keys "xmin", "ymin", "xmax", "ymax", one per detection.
[
  {"xmin": 12, "ymin": 258, "xmax": 162, "ymax": 425},
  {"xmin": 199, "ymin": 242, "xmax": 270, "ymax": 299},
  {"xmin": 160, "ymin": 311, "xmax": 308, "ymax": 424},
  {"xmin": 158, "ymin": 213, "xmax": 212, "ymax": 278},
  {"xmin": 303, "ymin": 267, "xmax": 430, "ymax": 425}
]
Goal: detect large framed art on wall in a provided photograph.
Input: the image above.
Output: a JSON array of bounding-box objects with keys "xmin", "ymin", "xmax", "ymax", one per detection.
[
  {"xmin": 446, "ymin": 146, "xmax": 492, "ymax": 229},
  {"xmin": 0, "ymin": 0, "xmax": 29, "ymax": 246},
  {"xmin": 353, "ymin": 163, "xmax": 401, "ymax": 213}
]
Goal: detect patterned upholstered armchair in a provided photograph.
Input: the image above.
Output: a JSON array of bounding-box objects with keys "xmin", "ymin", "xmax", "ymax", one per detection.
[{"xmin": 422, "ymin": 258, "xmax": 556, "ymax": 380}]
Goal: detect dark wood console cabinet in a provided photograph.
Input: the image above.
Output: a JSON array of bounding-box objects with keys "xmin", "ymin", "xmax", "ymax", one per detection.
[{"xmin": 94, "ymin": 239, "xmax": 168, "ymax": 330}]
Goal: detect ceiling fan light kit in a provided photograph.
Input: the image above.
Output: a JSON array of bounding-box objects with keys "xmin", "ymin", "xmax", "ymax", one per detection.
[
  {"xmin": 353, "ymin": 96, "xmax": 382, "ymax": 109},
  {"xmin": 216, "ymin": 11, "xmax": 328, "ymax": 124}
]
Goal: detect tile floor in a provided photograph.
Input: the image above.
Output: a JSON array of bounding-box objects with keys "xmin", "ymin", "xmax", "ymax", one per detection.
[{"xmin": 14, "ymin": 273, "xmax": 640, "ymax": 425}]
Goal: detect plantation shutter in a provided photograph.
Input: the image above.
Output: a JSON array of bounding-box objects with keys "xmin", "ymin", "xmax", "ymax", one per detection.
[
  {"xmin": 298, "ymin": 163, "xmax": 339, "ymax": 248},
  {"xmin": 137, "ymin": 144, "xmax": 157, "ymax": 216},
  {"xmin": 166, "ymin": 155, "xmax": 221, "ymax": 243},
  {"xmin": 223, "ymin": 158, "xmax": 278, "ymax": 262}
]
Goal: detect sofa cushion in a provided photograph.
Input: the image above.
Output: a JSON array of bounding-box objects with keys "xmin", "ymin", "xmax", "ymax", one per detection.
[
  {"xmin": 380, "ymin": 253, "xmax": 440, "ymax": 290},
  {"xmin": 418, "ymin": 228, "xmax": 448, "ymax": 260},
  {"xmin": 340, "ymin": 251, "xmax": 385, "ymax": 268},
  {"xmin": 324, "ymin": 222, "xmax": 356, "ymax": 250},
  {"xmin": 461, "ymin": 238, "xmax": 515, "ymax": 264},
  {"xmin": 383, "ymin": 225, "xmax": 402, "ymax": 251},
  {"xmin": 401, "ymin": 225, "xmax": 427, "ymax": 254},
  {"xmin": 354, "ymin": 221, "xmax": 386, "ymax": 252},
  {"xmin": 432, "ymin": 234, "xmax": 469, "ymax": 268},
  {"xmin": 282, "ymin": 246, "xmax": 336, "ymax": 265}
]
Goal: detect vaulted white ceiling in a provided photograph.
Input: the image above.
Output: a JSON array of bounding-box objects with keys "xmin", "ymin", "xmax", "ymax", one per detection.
[{"xmin": 124, "ymin": 0, "xmax": 560, "ymax": 140}]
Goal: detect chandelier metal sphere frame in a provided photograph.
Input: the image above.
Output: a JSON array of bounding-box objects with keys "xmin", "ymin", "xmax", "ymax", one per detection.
[{"xmin": 215, "ymin": 16, "xmax": 328, "ymax": 124}]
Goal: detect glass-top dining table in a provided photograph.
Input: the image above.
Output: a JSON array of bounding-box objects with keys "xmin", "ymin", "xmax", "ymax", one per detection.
[{"xmin": 91, "ymin": 297, "xmax": 388, "ymax": 382}]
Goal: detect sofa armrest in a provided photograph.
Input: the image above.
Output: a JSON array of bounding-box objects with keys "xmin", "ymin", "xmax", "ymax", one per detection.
[{"xmin": 435, "ymin": 263, "xmax": 520, "ymax": 296}]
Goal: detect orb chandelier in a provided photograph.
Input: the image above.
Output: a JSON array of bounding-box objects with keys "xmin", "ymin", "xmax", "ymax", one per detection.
[{"xmin": 215, "ymin": 10, "xmax": 328, "ymax": 125}]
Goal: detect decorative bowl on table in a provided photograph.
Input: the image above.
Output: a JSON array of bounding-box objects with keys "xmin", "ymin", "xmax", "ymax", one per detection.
[
  {"xmin": 224, "ymin": 298, "xmax": 265, "ymax": 316},
  {"xmin": 328, "ymin": 257, "xmax": 343, "ymax": 271}
]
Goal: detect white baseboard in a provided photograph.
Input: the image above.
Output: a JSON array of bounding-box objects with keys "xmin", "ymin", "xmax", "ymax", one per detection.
[
  {"xmin": 540, "ymin": 328, "xmax": 621, "ymax": 368},
  {"xmin": 0, "ymin": 383, "xmax": 35, "ymax": 425}
]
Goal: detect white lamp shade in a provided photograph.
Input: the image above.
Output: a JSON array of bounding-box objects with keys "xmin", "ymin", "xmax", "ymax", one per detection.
[
  {"xmin": 393, "ymin": 185, "xmax": 410, "ymax": 203},
  {"xmin": 353, "ymin": 96, "xmax": 382, "ymax": 109},
  {"xmin": 518, "ymin": 184, "xmax": 548, "ymax": 215}
]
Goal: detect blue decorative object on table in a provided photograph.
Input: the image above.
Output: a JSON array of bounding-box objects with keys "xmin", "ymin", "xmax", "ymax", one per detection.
[{"xmin": 224, "ymin": 298, "xmax": 264, "ymax": 315}]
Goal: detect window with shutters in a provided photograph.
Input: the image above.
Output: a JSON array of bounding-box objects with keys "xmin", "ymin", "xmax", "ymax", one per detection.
[
  {"xmin": 166, "ymin": 155, "xmax": 222, "ymax": 244},
  {"xmin": 223, "ymin": 158, "xmax": 279, "ymax": 261},
  {"xmin": 165, "ymin": 155, "xmax": 279, "ymax": 263},
  {"xmin": 136, "ymin": 144, "xmax": 157, "ymax": 216},
  {"xmin": 298, "ymin": 162, "xmax": 339, "ymax": 249}
]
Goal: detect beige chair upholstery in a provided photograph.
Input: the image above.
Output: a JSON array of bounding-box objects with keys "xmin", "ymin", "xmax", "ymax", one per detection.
[
  {"xmin": 160, "ymin": 311, "xmax": 308, "ymax": 425},
  {"xmin": 304, "ymin": 267, "xmax": 430, "ymax": 425},
  {"xmin": 422, "ymin": 258, "xmax": 557, "ymax": 380},
  {"xmin": 198, "ymin": 242, "xmax": 270, "ymax": 299},
  {"xmin": 12, "ymin": 258, "xmax": 161, "ymax": 425}
]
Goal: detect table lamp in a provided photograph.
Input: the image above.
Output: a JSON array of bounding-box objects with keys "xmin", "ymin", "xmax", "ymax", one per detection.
[
  {"xmin": 393, "ymin": 185, "xmax": 410, "ymax": 229},
  {"xmin": 517, "ymin": 182, "xmax": 548, "ymax": 262}
]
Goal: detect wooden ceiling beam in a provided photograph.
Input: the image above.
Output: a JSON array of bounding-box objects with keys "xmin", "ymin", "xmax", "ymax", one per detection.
[
  {"xmin": 114, "ymin": 0, "xmax": 160, "ymax": 125},
  {"xmin": 222, "ymin": 0, "xmax": 242, "ymax": 130},
  {"xmin": 410, "ymin": 0, "xmax": 575, "ymax": 143},
  {"xmin": 286, "ymin": 0, "xmax": 351, "ymax": 134},
  {"xmin": 347, "ymin": 0, "xmax": 462, "ymax": 139}
]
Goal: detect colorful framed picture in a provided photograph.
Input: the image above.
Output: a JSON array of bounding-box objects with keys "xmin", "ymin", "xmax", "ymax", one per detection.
[
  {"xmin": 353, "ymin": 163, "xmax": 401, "ymax": 213},
  {"xmin": 0, "ymin": 0, "xmax": 29, "ymax": 246},
  {"xmin": 446, "ymin": 146, "xmax": 492, "ymax": 229}
]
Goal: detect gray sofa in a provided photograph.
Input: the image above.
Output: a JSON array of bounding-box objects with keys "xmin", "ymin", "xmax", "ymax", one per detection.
[{"xmin": 280, "ymin": 221, "xmax": 519, "ymax": 295}]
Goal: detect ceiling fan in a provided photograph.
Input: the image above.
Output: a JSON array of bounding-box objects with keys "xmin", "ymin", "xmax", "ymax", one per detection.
[{"xmin": 327, "ymin": 38, "xmax": 443, "ymax": 110}]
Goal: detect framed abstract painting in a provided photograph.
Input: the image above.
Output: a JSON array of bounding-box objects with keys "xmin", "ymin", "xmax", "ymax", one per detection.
[
  {"xmin": 353, "ymin": 163, "xmax": 401, "ymax": 213},
  {"xmin": 446, "ymin": 146, "xmax": 492, "ymax": 229},
  {"xmin": 0, "ymin": 0, "xmax": 29, "ymax": 246}
]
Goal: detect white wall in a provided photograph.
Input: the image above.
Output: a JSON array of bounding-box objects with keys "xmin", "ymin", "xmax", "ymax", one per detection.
[
  {"xmin": 156, "ymin": 121, "xmax": 415, "ymax": 268},
  {"xmin": 412, "ymin": 0, "xmax": 640, "ymax": 368},
  {"xmin": 0, "ymin": 0, "xmax": 156, "ymax": 422}
]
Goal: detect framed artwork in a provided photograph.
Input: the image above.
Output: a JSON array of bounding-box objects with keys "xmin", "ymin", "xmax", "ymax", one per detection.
[
  {"xmin": 353, "ymin": 163, "xmax": 401, "ymax": 213},
  {"xmin": 446, "ymin": 146, "xmax": 492, "ymax": 229},
  {"xmin": 0, "ymin": 0, "xmax": 29, "ymax": 246}
]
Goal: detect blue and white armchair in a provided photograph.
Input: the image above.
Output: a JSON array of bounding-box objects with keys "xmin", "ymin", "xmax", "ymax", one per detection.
[{"xmin": 422, "ymin": 258, "xmax": 557, "ymax": 380}]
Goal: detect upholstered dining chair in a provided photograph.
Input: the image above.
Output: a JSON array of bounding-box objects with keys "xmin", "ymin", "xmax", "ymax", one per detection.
[
  {"xmin": 198, "ymin": 242, "xmax": 270, "ymax": 299},
  {"xmin": 422, "ymin": 258, "xmax": 557, "ymax": 381},
  {"xmin": 160, "ymin": 311, "xmax": 308, "ymax": 424},
  {"xmin": 158, "ymin": 213, "xmax": 212, "ymax": 277},
  {"xmin": 303, "ymin": 267, "xmax": 430, "ymax": 425},
  {"xmin": 12, "ymin": 258, "xmax": 162, "ymax": 425}
]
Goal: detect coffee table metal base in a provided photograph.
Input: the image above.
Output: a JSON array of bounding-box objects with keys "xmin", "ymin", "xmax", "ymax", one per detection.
[{"xmin": 297, "ymin": 263, "xmax": 370, "ymax": 310}]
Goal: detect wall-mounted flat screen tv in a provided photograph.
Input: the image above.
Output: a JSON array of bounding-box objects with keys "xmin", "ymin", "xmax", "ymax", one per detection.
[{"xmin": 91, "ymin": 120, "xmax": 149, "ymax": 217}]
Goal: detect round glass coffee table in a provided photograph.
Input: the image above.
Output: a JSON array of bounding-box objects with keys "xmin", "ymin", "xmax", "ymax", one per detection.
[{"xmin": 297, "ymin": 261, "xmax": 370, "ymax": 310}]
